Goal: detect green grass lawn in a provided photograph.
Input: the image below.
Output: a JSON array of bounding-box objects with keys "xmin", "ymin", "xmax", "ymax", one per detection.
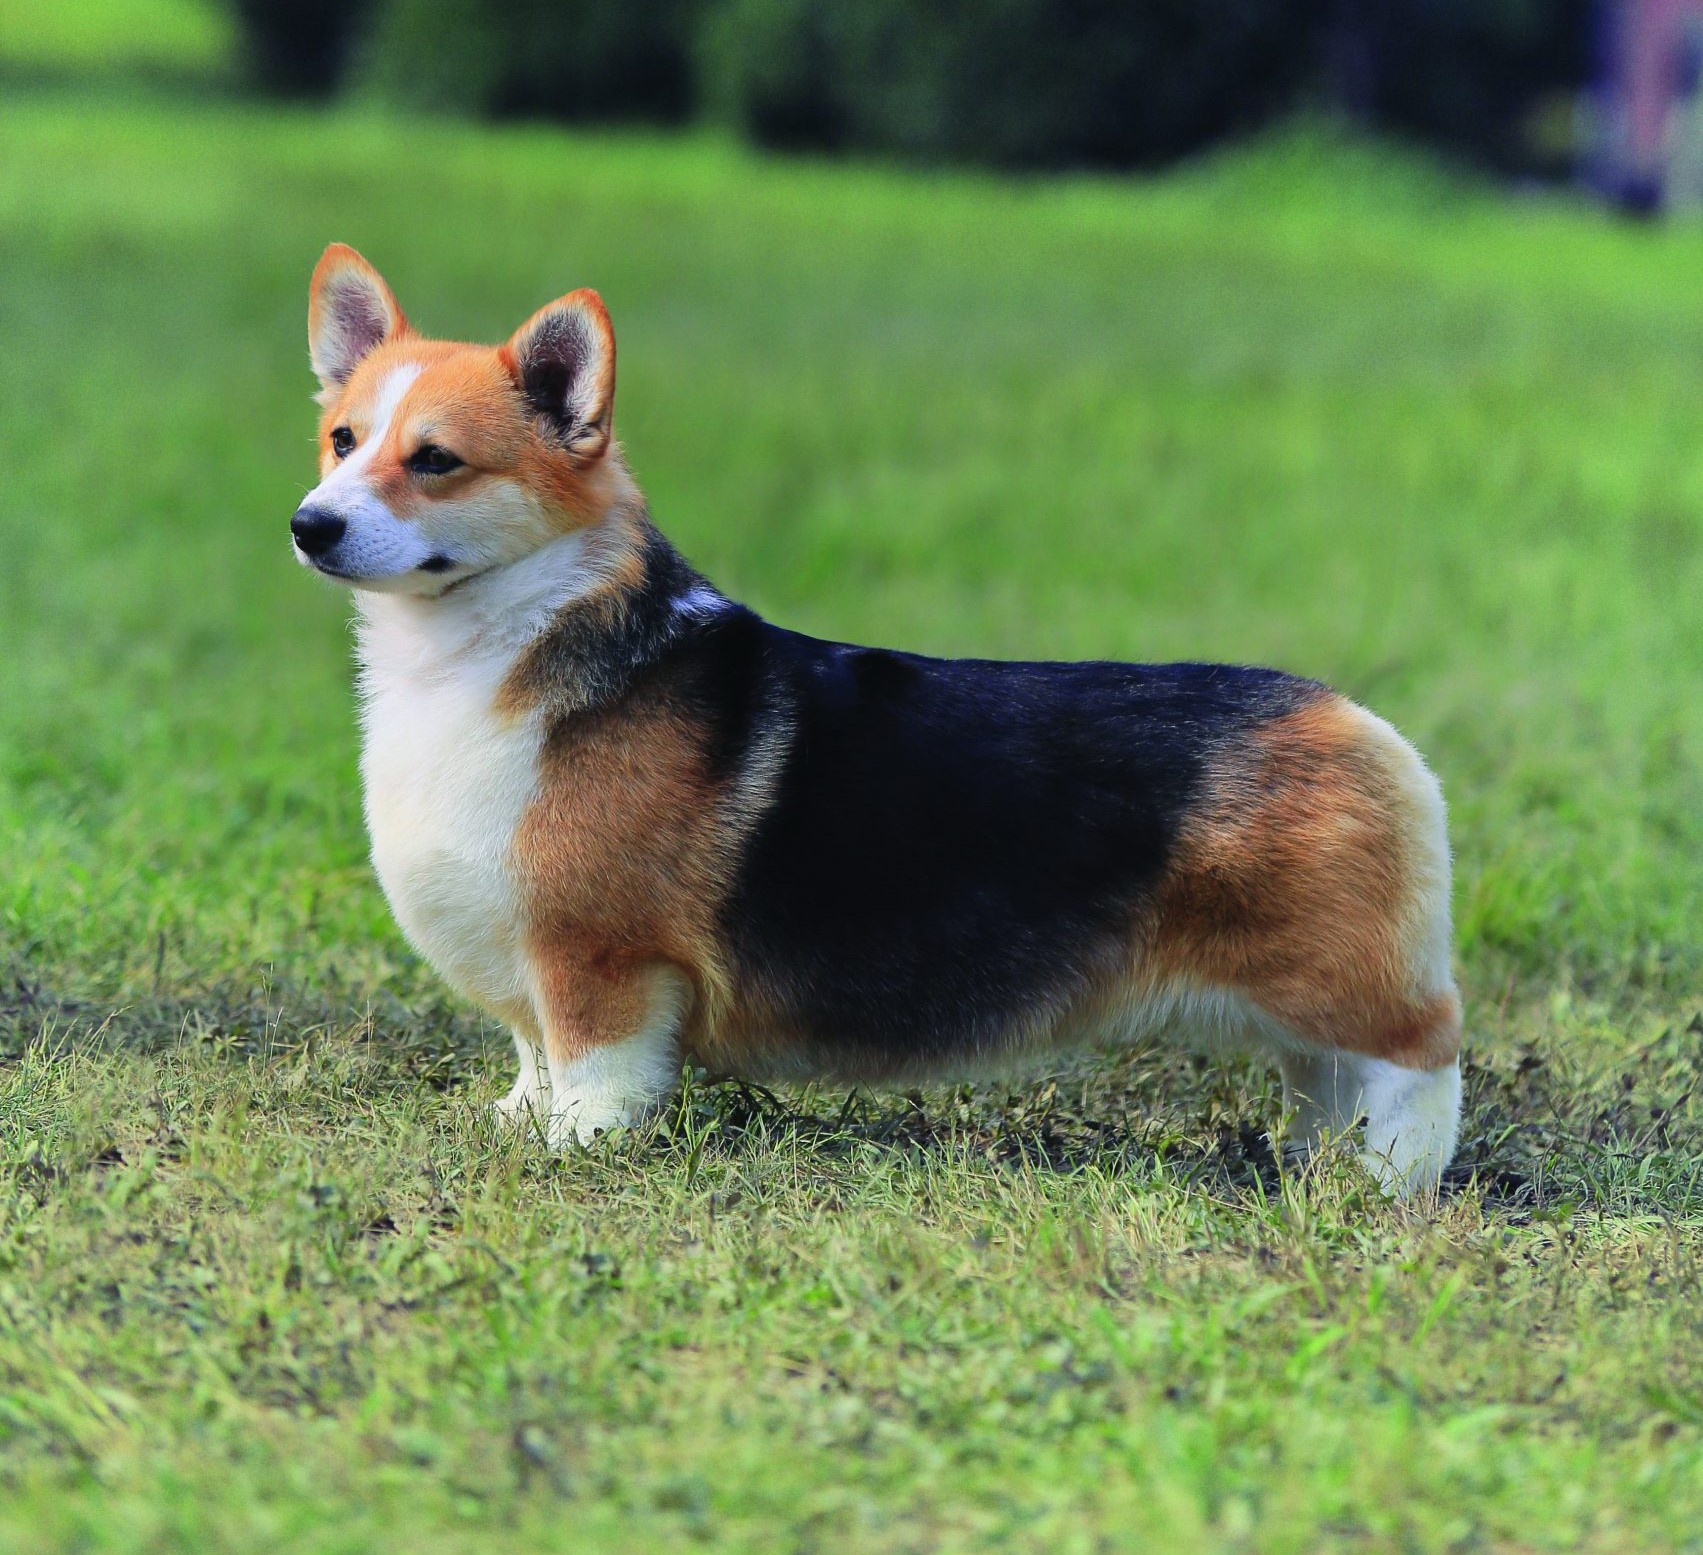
[
  {"xmin": 0, "ymin": 0, "xmax": 231, "ymax": 81},
  {"xmin": 2, "ymin": 86, "xmax": 1702, "ymax": 1553}
]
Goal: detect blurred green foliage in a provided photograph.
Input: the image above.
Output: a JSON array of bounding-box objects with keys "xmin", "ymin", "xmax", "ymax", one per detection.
[
  {"xmin": 354, "ymin": 0, "xmax": 702, "ymax": 123},
  {"xmin": 184, "ymin": 0, "xmax": 1591, "ymax": 173},
  {"xmin": 697, "ymin": 0, "xmax": 1313, "ymax": 167},
  {"xmin": 1336, "ymin": 0, "xmax": 1593, "ymax": 175},
  {"xmin": 223, "ymin": 0, "xmax": 375, "ymax": 96}
]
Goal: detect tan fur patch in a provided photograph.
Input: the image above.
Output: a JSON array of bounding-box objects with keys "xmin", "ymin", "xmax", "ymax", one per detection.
[
  {"xmin": 511, "ymin": 679, "xmax": 746, "ymax": 1064},
  {"xmin": 1149, "ymin": 696, "xmax": 1461, "ymax": 1069}
]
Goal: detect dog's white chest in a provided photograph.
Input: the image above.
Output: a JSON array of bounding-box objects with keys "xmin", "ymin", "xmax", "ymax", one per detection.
[{"xmin": 356, "ymin": 608, "xmax": 543, "ymax": 1014}]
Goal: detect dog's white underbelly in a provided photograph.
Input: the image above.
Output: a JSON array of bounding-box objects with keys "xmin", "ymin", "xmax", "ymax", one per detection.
[{"xmin": 359, "ymin": 653, "xmax": 542, "ymax": 1016}]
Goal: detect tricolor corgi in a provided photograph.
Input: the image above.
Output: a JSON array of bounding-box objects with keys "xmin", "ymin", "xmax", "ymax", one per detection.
[{"xmin": 293, "ymin": 244, "xmax": 1462, "ymax": 1196}]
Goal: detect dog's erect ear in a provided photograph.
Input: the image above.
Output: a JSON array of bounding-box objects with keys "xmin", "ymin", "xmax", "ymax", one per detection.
[
  {"xmin": 502, "ymin": 289, "xmax": 615, "ymax": 462},
  {"xmin": 308, "ymin": 244, "xmax": 407, "ymax": 399}
]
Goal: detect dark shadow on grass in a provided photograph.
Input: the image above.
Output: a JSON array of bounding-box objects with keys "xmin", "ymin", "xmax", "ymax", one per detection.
[
  {"xmin": 644, "ymin": 1041, "xmax": 1703, "ymax": 1220},
  {"xmin": 652, "ymin": 1068, "xmax": 1291, "ymax": 1201},
  {"xmin": 0, "ymin": 963, "xmax": 493, "ymax": 1088},
  {"xmin": 1445, "ymin": 1034, "xmax": 1703, "ymax": 1219},
  {"xmin": 9, "ymin": 962, "xmax": 1703, "ymax": 1219}
]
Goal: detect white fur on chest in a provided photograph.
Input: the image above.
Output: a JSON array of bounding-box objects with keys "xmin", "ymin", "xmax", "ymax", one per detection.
[
  {"xmin": 358, "ymin": 614, "xmax": 540, "ymax": 1013},
  {"xmin": 353, "ymin": 535, "xmax": 610, "ymax": 1014}
]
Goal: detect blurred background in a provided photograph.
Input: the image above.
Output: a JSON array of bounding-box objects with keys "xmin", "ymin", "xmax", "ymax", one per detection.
[
  {"xmin": 15, "ymin": 0, "xmax": 1703, "ymax": 205},
  {"xmin": 1, "ymin": 0, "xmax": 1699, "ymax": 1024}
]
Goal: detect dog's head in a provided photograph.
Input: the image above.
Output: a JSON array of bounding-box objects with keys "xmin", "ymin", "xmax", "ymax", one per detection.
[{"xmin": 293, "ymin": 244, "xmax": 622, "ymax": 594}]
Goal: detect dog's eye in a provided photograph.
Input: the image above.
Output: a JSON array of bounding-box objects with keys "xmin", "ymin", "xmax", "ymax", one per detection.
[
  {"xmin": 330, "ymin": 426, "xmax": 355, "ymax": 459},
  {"xmin": 408, "ymin": 444, "xmax": 464, "ymax": 477}
]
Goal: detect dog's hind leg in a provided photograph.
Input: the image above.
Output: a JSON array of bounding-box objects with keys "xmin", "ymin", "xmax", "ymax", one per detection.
[{"xmin": 1156, "ymin": 694, "xmax": 1464, "ymax": 1197}]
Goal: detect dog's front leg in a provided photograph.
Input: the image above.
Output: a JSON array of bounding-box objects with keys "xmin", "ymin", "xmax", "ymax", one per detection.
[
  {"xmin": 530, "ymin": 957, "xmax": 689, "ymax": 1149},
  {"xmin": 495, "ymin": 1031, "xmax": 551, "ymax": 1126},
  {"xmin": 484, "ymin": 1000, "xmax": 551, "ymax": 1127}
]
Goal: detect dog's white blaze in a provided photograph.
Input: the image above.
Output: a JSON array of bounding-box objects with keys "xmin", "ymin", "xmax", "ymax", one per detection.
[
  {"xmin": 300, "ymin": 364, "xmax": 437, "ymax": 581},
  {"xmin": 302, "ymin": 358, "xmax": 571, "ymax": 592},
  {"xmin": 543, "ymin": 967, "xmax": 688, "ymax": 1148},
  {"xmin": 317, "ymin": 362, "xmax": 419, "ymax": 492},
  {"xmin": 352, "ymin": 363, "xmax": 420, "ymax": 473},
  {"xmin": 357, "ymin": 529, "xmax": 616, "ymax": 1022}
]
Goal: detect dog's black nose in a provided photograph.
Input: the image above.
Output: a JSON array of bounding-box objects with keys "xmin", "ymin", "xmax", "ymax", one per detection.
[{"xmin": 291, "ymin": 506, "xmax": 346, "ymax": 559}]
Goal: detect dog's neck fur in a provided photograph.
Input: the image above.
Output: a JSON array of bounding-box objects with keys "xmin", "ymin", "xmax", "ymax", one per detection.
[{"xmin": 354, "ymin": 500, "xmax": 724, "ymax": 721}]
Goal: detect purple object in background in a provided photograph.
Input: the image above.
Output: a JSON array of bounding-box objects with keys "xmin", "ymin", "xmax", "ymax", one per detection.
[{"xmin": 1593, "ymin": 0, "xmax": 1703, "ymax": 212}]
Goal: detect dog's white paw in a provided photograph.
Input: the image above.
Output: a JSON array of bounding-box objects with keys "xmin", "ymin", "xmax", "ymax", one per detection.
[
  {"xmin": 539, "ymin": 987, "xmax": 685, "ymax": 1151},
  {"xmin": 545, "ymin": 1093, "xmax": 644, "ymax": 1150},
  {"xmin": 493, "ymin": 1088, "xmax": 546, "ymax": 1129},
  {"xmin": 1280, "ymin": 1050, "xmax": 1461, "ymax": 1199}
]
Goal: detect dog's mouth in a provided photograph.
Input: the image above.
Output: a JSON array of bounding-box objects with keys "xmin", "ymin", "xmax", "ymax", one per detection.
[
  {"xmin": 293, "ymin": 544, "xmax": 361, "ymax": 582},
  {"xmin": 294, "ymin": 541, "xmax": 482, "ymax": 594}
]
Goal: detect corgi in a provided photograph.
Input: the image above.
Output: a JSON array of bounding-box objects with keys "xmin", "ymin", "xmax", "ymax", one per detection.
[{"xmin": 293, "ymin": 244, "xmax": 1462, "ymax": 1196}]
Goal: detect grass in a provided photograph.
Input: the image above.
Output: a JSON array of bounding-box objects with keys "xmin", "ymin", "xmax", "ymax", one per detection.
[
  {"xmin": 2, "ymin": 83, "xmax": 1702, "ymax": 1552},
  {"xmin": 0, "ymin": 0, "xmax": 231, "ymax": 80}
]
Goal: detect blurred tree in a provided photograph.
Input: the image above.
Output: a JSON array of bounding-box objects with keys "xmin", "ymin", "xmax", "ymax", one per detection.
[
  {"xmin": 357, "ymin": 0, "xmax": 704, "ymax": 123},
  {"xmin": 223, "ymin": 0, "xmax": 376, "ymax": 96},
  {"xmin": 1329, "ymin": 0, "xmax": 1594, "ymax": 175},
  {"xmin": 342, "ymin": 0, "xmax": 1600, "ymax": 179},
  {"xmin": 701, "ymin": 0, "xmax": 1319, "ymax": 168},
  {"xmin": 698, "ymin": 0, "xmax": 850, "ymax": 150}
]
